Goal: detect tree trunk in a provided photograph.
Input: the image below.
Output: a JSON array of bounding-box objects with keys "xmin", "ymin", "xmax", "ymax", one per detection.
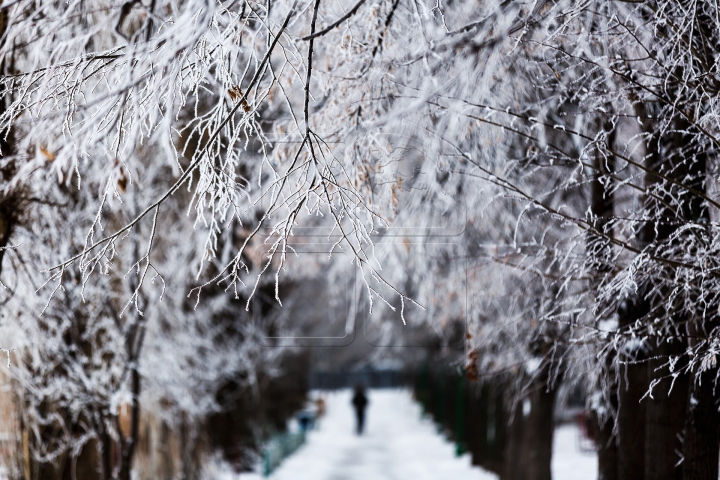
[
  {"xmin": 644, "ymin": 342, "xmax": 687, "ymax": 480},
  {"xmin": 62, "ymin": 438, "xmax": 103, "ymax": 480},
  {"xmin": 617, "ymin": 296, "xmax": 648, "ymax": 480},
  {"xmin": 682, "ymin": 369, "xmax": 719, "ymax": 480},
  {"xmin": 637, "ymin": 102, "xmax": 694, "ymax": 480},
  {"xmin": 617, "ymin": 360, "xmax": 647, "ymax": 480},
  {"xmin": 119, "ymin": 367, "xmax": 140, "ymax": 480},
  {"xmin": 0, "ymin": 9, "xmax": 18, "ymax": 275},
  {"xmin": 501, "ymin": 400, "xmax": 526, "ymax": 480},
  {"xmin": 595, "ymin": 411, "xmax": 618, "ymax": 480},
  {"xmin": 501, "ymin": 369, "xmax": 557, "ymax": 480},
  {"xmin": 587, "ymin": 122, "xmax": 622, "ymax": 480},
  {"xmin": 522, "ymin": 378, "xmax": 556, "ymax": 480},
  {"xmin": 119, "ymin": 237, "xmax": 147, "ymax": 480},
  {"xmin": 681, "ymin": 53, "xmax": 718, "ymax": 477},
  {"xmin": 466, "ymin": 381, "xmax": 487, "ymax": 468}
]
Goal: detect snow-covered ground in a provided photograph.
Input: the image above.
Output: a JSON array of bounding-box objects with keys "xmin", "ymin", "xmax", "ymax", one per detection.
[
  {"xmin": 553, "ymin": 424, "xmax": 597, "ymax": 480},
  {"xmin": 240, "ymin": 389, "xmax": 494, "ymax": 480},
  {"xmin": 228, "ymin": 389, "xmax": 598, "ymax": 480}
]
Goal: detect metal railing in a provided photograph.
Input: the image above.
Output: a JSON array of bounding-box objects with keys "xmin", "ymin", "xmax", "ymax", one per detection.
[{"xmin": 261, "ymin": 431, "xmax": 306, "ymax": 477}]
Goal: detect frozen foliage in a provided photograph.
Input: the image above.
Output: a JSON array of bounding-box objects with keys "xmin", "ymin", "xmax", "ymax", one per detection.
[{"xmin": 2, "ymin": 0, "xmax": 720, "ymax": 477}]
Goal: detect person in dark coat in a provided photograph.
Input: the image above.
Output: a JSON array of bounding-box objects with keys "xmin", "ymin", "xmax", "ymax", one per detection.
[{"xmin": 351, "ymin": 384, "xmax": 369, "ymax": 435}]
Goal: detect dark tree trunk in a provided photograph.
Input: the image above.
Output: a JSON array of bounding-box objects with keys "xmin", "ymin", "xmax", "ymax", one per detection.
[
  {"xmin": 617, "ymin": 360, "xmax": 647, "ymax": 480},
  {"xmin": 522, "ymin": 378, "xmax": 556, "ymax": 480},
  {"xmin": 594, "ymin": 411, "xmax": 618, "ymax": 480},
  {"xmin": 679, "ymin": 39, "xmax": 718, "ymax": 475},
  {"xmin": 119, "ymin": 367, "xmax": 140, "ymax": 480},
  {"xmin": 617, "ymin": 296, "xmax": 649, "ymax": 480},
  {"xmin": 644, "ymin": 342, "xmax": 688, "ymax": 480},
  {"xmin": 501, "ymin": 400, "xmax": 526, "ymax": 480},
  {"xmin": 654, "ymin": 86, "xmax": 715, "ymax": 480},
  {"xmin": 682, "ymin": 370, "xmax": 719, "ymax": 480},
  {"xmin": 119, "ymin": 234, "xmax": 148, "ymax": 480},
  {"xmin": 636, "ymin": 101, "xmax": 697, "ymax": 480},
  {"xmin": 0, "ymin": 9, "xmax": 18, "ymax": 275},
  {"xmin": 589, "ymin": 122, "xmax": 625, "ymax": 480},
  {"xmin": 466, "ymin": 381, "xmax": 488, "ymax": 468},
  {"xmin": 487, "ymin": 383, "xmax": 506, "ymax": 475},
  {"xmin": 501, "ymin": 369, "xmax": 557, "ymax": 480},
  {"xmin": 101, "ymin": 431, "xmax": 113, "ymax": 480}
]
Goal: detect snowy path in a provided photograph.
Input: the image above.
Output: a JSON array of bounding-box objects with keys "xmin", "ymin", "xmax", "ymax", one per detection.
[
  {"xmin": 553, "ymin": 424, "xmax": 597, "ymax": 480},
  {"xmin": 237, "ymin": 389, "xmax": 598, "ymax": 480}
]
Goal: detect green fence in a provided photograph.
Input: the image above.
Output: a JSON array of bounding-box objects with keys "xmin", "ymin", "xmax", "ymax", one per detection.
[
  {"xmin": 414, "ymin": 364, "xmax": 505, "ymax": 474},
  {"xmin": 261, "ymin": 431, "xmax": 306, "ymax": 477}
]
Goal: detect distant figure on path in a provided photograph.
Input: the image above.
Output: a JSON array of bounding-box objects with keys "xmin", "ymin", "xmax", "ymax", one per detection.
[
  {"xmin": 351, "ymin": 384, "xmax": 369, "ymax": 435},
  {"xmin": 297, "ymin": 410, "xmax": 313, "ymax": 432}
]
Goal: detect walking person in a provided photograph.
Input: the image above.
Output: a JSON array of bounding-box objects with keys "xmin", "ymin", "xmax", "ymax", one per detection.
[{"xmin": 351, "ymin": 384, "xmax": 369, "ymax": 435}]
